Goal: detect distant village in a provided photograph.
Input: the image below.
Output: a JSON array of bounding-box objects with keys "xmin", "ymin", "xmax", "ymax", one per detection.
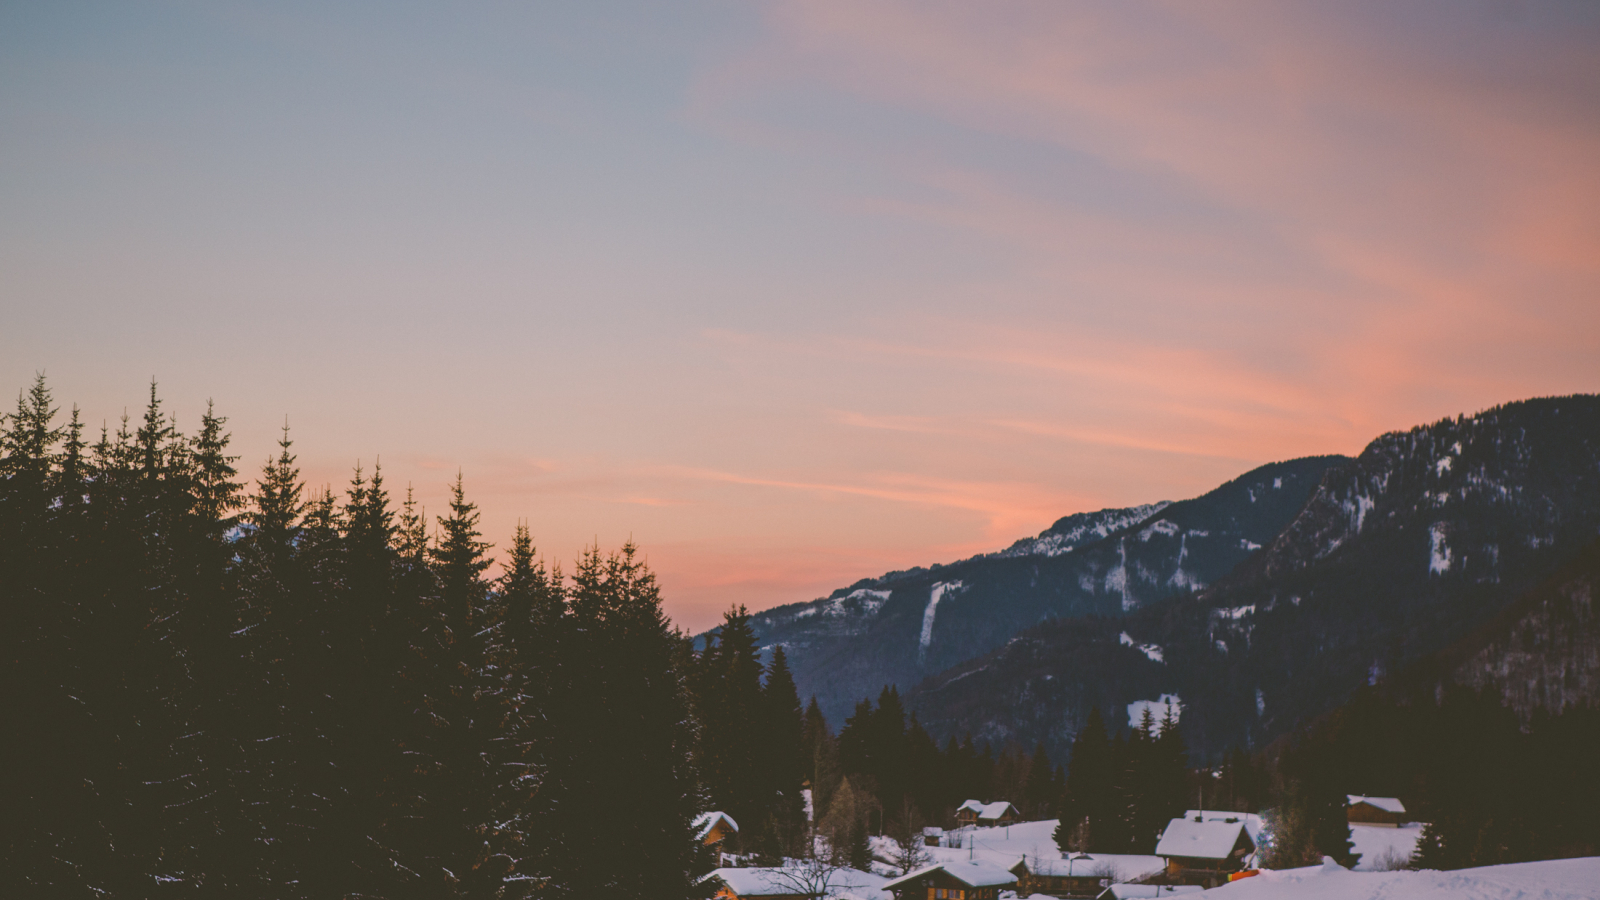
[{"xmin": 701, "ymin": 793, "xmax": 1419, "ymax": 899}]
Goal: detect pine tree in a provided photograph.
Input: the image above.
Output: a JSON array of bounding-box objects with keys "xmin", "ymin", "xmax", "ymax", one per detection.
[
  {"xmin": 545, "ymin": 543, "xmax": 700, "ymax": 898},
  {"xmin": 1057, "ymin": 707, "xmax": 1118, "ymax": 853},
  {"xmin": 761, "ymin": 645, "xmax": 807, "ymax": 855},
  {"xmin": 392, "ymin": 473, "xmax": 506, "ymax": 894},
  {"xmin": 190, "ymin": 399, "xmax": 243, "ymax": 536},
  {"xmin": 1023, "ymin": 743, "xmax": 1057, "ymax": 820},
  {"xmin": 696, "ymin": 605, "xmax": 768, "ymax": 838},
  {"xmin": 495, "ymin": 524, "xmax": 562, "ymax": 883}
]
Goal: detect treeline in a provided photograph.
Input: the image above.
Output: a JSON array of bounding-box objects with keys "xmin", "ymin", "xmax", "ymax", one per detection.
[
  {"xmin": 1262, "ymin": 683, "xmax": 1600, "ymax": 870},
  {"xmin": 0, "ymin": 378, "xmax": 706, "ymax": 898},
  {"xmin": 682, "ymin": 607, "xmax": 808, "ymax": 859},
  {"xmin": 1052, "ymin": 703, "xmax": 1233, "ymax": 856}
]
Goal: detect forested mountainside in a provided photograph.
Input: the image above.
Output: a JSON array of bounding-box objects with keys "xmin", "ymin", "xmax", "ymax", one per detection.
[
  {"xmin": 742, "ymin": 456, "xmax": 1346, "ymax": 723},
  {"xmin": 907, "ymin": 396, "xmax": 1600, "ymax": 762},
  {"xmin": 1447, "ymin": 537, "xmax": 1600, "ymax": 719}
]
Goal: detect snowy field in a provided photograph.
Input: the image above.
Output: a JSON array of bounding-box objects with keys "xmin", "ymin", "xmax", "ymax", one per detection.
[{"xmin": 1208, "ymin": 856, "xmax": 1600, "ymax": 900}]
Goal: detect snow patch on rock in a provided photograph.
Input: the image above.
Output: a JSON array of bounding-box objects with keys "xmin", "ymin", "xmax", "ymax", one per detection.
[
  {"xmin": 918, "ymin": 581, "xmax": 961, "ymax": 661},
  {"xmin": 1120, "ymin": 631, "xmax": 1165, "ymax": 663},
  {"xmin": 1128, "ymin": 694, "xmax": 1181, "ymax": 730},
  {"xmin": 1429, "ymin": 523, "xmax": 1452, "ymax": 575}
]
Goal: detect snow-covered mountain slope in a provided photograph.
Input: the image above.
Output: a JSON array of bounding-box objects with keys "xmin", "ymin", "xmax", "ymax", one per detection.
[
  {"xmin": 907, "ymin": 396, "xmax": 1600, "ymax": 759},
  {"xmin": 736, "ymin": 456, "xmax": 1347, "ymax": 724}
]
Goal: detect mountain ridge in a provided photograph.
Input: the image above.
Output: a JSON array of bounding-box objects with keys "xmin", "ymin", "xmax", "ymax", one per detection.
[
  {"xmin": 739, "ymin": 454, "xmax": 1350, "ymax": 723},
  {"xmin": 904, "ymin": 394, "xmax": 1600, "ymax": 761}
]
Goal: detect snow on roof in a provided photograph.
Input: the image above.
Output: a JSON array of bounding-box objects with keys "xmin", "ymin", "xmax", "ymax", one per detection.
[
  {"xmin": 1154, "ymin": 817, "xmax": 1252, "ymax": 860},
  {"xmin": 882, "ymin": 860, "xmax": 1018, "ymax": 890},
  {"xmin": 1182, "ymin": 810, "xmax": 1265, "ymax": 843},
  {"xmin": 957, "ymin": 800, "xmax": 1015, "ymax": 820},
  {"xmin": 703, "ymin": 866, "xmax": 886, "ymax": 898},
  {"xmin": 703, "ymin": 867, "xmax": 794, "ymax": 896},
  {"xmin": 1100, "ymin": 884, "xmax": 1204, "ymax": 899},
  {"xmin": 1347, "ymin": 795, "xmax": 1406, "ymax": 814},
  {"xmin": 694, "ymin": 811, "xmax": 738, "ymax": 840},
  {"xmin": 824, "ymin": 867, "xmax": 892, "ymax": 900}
]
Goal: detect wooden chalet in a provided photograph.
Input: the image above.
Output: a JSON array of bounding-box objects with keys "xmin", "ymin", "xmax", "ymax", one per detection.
[
  {"xmin": 1152, "ymin": 815, "xmax": 1255, "ymax": 888},
  {"xmin": 954, "ymin": 800, "xmax": 1017, "ymax": 828},
  {"xmin": 695, "ymin": 811, "xmax": 740, "ymax": 848},
  {"xmin": 1346, "ymin": 795, "xmax": 1408, "ymax": 827},
  {"xmin": 1009, "ymin": 853, "xmax": 1107, "ymax": 899},
  {"xmin": 882, "ymin": 860, "xmax": 1017, "ymax": 900}
]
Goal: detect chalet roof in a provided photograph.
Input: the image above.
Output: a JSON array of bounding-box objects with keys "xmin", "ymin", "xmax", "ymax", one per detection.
[
  {"xmin": 882, "ymin": 860, "xmax": 1018, "ymax": 891},
  {"xmin": 703, "ymin": 866, "xmax": 887, "ymax": 898},
  {"xmin": 957, "ymin": 799, "xmax": 1016, "ymax": 820},
  {"xmin": 1154, "ymin": 817, "xmax": 1253, "ymax": 861},
  {"xmin": 1347, "ymin": 795, "xmax": 1406, "ymax": 814},
  {"xmin": 694, "ymin": 811, "xmax": 739, "ymax": 840},
  {"xmin": 1098, "ymin": 884, "xmax": 1205, "ymax": 899},
  {"xmin": 703, "ymin": 867, "xmax": 797, "ymax": 897},
  {"xmin": 1182, "ymin": 810, "xmax": 1265, "ymax": 843}
]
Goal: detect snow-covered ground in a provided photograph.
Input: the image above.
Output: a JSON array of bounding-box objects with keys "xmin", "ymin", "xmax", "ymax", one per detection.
[
  {"xmin": 1208, "ymin": 856, "xmax": 1600, "ymax": 900},
  {"xmin": 1348, "ymin": 823, "xmax": 1423, "ymax": 871},
  {"xmin": 879, "ymin": 819, "xmax": 1163, "ymax": 884}
]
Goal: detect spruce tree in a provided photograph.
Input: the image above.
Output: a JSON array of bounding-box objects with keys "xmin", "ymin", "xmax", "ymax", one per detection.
[
  {"xmin": 695, "ymin": 604, "xmax": 769, "ymax": 849},
  {"xmin": 761, "ymin": 645, "xmax": 807, "ymax": 854},
  {"xmin": 495, "ymin": 524, "xmax": 562, "ymax": 883},
  {"xmin": 545, "ymin": 543, "xmax": 700, "ymax": 898},
  {"xmin": 1057, "ymin": 707, "xmax": 1118, "ymax": 853}
]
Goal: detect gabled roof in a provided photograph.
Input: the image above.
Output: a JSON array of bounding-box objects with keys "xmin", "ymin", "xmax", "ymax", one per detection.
[
  {"xmin": 694, "ymin": 811, "xmax": 739, "ymax": 840},
  {"xmin": 882, "ymin": 860, "xmax": 1018, "ymax": 890},
  {"xmin": 702, "ymin": 866, "xmax": 887, "ymax": 898},
  {"xmin": 957, "ymin": 799, "xmax": 1016, "ymax": 820},
  {"xmin": 703, "ymin": 868, "xmax": 794, "ymax": 897},
  {"xmin": 1154, "ymin": 817, "xmax": 1253, "ymax": 860},
  {"xmin": 1347, "ymin": 795, "xmax": 1406, "ymax": 814}
]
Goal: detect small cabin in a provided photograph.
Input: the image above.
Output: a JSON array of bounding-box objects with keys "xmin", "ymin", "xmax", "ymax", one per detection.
[
  {"xmin": 883, "ymin": 860, "xmax": 1017, "ymax": 900},
  {"xmin": 1009, "ymin": 854, "xmax": 1106, "ymax": 899},
  {"xmin": 695, "ymin": 811, "xmax": 740, "ymax": 848},
  {"xmin": 954, "ymin": 800, "xmax": 1017, "ymax": 828},
  {"xmin": 1346, "ymin": 795, "xmax": 1408, "ymax": 827},
  {"xmin": 1153, "ymin": 816, "xmax": 1255, "ymax": 888}
]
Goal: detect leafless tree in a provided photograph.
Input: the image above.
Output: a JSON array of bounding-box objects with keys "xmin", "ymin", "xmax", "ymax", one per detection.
[
  {"xmin": 759, "ymin": 855, "xmax": 848, "ymax": 899},
  {"xmin": 884, "ymin": 798, "xmax": 932, "ymax": 875}
]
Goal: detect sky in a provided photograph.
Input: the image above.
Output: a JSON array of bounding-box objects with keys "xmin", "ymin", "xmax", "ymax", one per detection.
[{"xmin": 3, "ymin": 1, "xmax": 1597, "ymax": 633}]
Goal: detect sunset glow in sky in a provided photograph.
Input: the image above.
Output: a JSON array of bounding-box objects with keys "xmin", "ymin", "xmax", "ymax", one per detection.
[{"xmin": 4, "ymin": 2, "xmax": 1598, "ymax": 631}]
